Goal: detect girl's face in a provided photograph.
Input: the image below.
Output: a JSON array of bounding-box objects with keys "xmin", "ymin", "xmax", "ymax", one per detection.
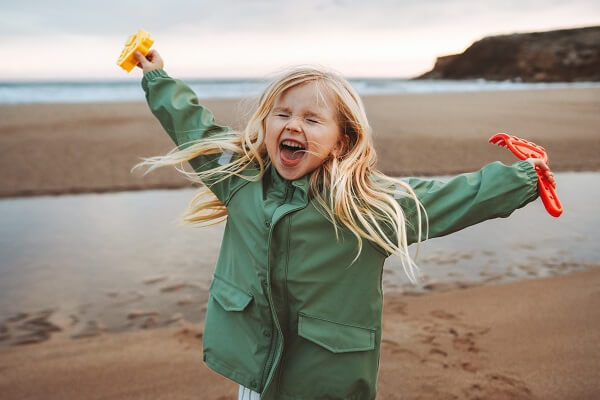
[{"xmin": 265, "ymin": 81, "xmax": 344, "ymax": 181}]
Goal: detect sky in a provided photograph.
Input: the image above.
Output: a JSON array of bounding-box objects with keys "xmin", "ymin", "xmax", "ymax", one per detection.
[{"xmin": 1, "ymin": 0, "xmax": 599, "ymax": 80}]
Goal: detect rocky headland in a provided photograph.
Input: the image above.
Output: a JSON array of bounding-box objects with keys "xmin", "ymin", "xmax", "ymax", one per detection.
[{"xmin": 417, "ymin": 26, "xmax": 600, "ymax": 82}]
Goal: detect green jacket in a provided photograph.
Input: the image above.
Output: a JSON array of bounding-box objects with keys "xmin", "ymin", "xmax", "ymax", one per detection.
[{"xmin": 141, "ymin": 69, "xmax": 539, "ymax": 399}]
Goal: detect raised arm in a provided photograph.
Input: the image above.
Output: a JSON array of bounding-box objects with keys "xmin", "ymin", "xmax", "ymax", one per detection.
[
  {"xmin": 141, "ymin": 68, "xmax": 229, "ymax": 151},
  {"xmin": 136, "ymin": 50, "xmax": 239, "ymax": 203},
  {"xmin": 400, "ymin": 160, "xmax": 540, "ymax": 245}
]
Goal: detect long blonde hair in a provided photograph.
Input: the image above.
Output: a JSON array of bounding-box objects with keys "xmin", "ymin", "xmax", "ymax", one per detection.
[{"xmin": 133, "ymin": 66, "xmax": 426, "ymax": 282}]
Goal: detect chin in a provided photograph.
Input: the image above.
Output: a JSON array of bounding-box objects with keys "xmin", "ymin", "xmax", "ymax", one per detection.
[
  {"xmin": 269, "ymin": 152, "xmax": 317, "ymax": 181},
  {"xmin": 276, "ymin": 165, "xmax": 303, "ymax": 181}
]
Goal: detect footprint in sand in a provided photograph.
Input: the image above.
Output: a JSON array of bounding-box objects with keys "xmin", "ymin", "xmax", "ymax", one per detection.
[
  {"xmin": 408, "ymin": 314, "xmax": 531, "ymax": 398},
  {"xmin": 452, "ymin": 331, "xmax": 479, "ymax": 353},
  {"xmin": 71, "ymin": 320, "xmax": 104, "ymax": 339},
  {"xmin": 430, "ymin": 309, "xmax": 458, "ymax": 320},
  {"xmin": 174, "ymin": 327, "xmax": 204, "ymax": 346},
  {"xmin": 143, "ymin": 275, "xmax": 169, "ymax": 284},
  {"xmin": 389, "ymin": 301, "xmax": 408, "ymax": 315},
  {"xmin": 9, "ymin": 309, "xmax": 62, "ymax": 345},
  {"xmin": 127, "ymin": 311, "xmax": 160, "ymax": 320},
  {"xmin": 381, "ymin": 338, "xmax": 421, "ymax": 358},
  {"xmin": 429, "ymin": 348, "xmax": 448, "ymax": 357},
  {"xmin": 461, "ymin": 361, "xmax": 478, "ymax": 373},
  {"xmin": 418, "ymin": 333, "xmax": 441, "ymax": 347},
  {"xmin": 0, "ymin": 323, "xmax": 9, "ymax": 341},
  {"xmin": 160, "ymin": 282, "xmax": 200, "ymax": 293},
  {"xmin": 465, "ymin": 373, "xmax": 533, "ymax": 398},
  {"xmin": 487, "ymin": 373, "xmax": 531, "ymax": 390}
]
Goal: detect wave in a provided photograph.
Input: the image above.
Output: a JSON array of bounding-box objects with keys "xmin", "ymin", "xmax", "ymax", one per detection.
[{"xmin": 1, "ymin": 78, "xmax": 599, "ymax": 104}]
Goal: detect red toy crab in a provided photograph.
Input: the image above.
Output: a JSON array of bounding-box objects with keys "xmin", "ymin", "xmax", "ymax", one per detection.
[{"xmin": 489, "ymin": 133, "xmax": 563, "ymax": 217}]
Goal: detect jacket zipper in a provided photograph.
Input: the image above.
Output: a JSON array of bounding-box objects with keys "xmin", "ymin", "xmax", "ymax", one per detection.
[{"xmin": 260, "ymin": 181, "xmax": 294, "ymax": 394}]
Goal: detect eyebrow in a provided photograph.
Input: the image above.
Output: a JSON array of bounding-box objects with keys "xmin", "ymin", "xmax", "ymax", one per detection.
[
  {"xmin": 272, "ymin": 107, "xmax": 325, "ymax": 119},
  {"xmin": 304, "ymin": 111, "xmax": 324, "ymax": 119}
]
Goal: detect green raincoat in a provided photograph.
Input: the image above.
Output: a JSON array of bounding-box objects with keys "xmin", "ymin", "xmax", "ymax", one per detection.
[{"xmin": 141, "ymin": 69, "xmax": 539, "ymax": 399}]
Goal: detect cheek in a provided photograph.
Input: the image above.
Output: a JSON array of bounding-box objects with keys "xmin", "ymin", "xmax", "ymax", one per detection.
[
  {"xmin": 316, "ymin": 128, "xmax": 342, "ymax": 155},
  {"xmin": 265, "ymin": 118, "xmax": 281, "ymax": 135},
  {"xmin": 264, "ymin": 122, "xmax": 279, "ymax": 153}
]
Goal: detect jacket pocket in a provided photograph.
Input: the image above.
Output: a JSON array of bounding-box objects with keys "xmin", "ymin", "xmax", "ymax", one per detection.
[
  {"xmin": 297, "ymin": 312, "xmax": 375, "ymax": 353},
  {"xmin": 209, "ymin": 275, "xmax": 253, "ymax": 311},
  {"xmin": 203, "ymin": 275, "xmax": 268, "ymax": 391}
]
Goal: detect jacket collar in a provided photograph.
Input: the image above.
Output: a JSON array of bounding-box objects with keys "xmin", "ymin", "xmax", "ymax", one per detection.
[{"xmin": 266, "ymin": 162, "xmax": 310, "ymax": 196}]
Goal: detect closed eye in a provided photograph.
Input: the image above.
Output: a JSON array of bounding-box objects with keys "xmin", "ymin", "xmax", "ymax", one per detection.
[{"xmin": 306, "ymin": 118, "xmax": 319, "ymax": 124}]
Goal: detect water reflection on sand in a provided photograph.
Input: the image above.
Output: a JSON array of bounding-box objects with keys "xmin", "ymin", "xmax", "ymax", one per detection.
[
  {"xmin": 0, "ymin": 172, "xmax": 598, "ymax": 345},
  {"xmin": 384, "ymin": 172, "xmax": 598, "ymax": 291}
]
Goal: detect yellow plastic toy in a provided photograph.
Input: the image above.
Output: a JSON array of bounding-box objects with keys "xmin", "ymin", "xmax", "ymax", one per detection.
[{"xmin": 117, "ymin": 29, "xmax": 154, "ymax": 72}]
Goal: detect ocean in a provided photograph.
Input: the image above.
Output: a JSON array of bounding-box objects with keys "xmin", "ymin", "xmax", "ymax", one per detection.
[{"xmin": 1, "ymin": 78, "xmax": 599, "ymax": 104}]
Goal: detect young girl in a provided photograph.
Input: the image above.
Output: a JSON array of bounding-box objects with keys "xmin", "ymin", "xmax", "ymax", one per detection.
[{"xmin": 134, "ymin": 50, "xmax": 555, "ymax": 400}]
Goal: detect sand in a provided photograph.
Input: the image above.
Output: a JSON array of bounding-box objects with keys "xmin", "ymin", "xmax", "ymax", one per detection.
[
  {"xmin": 1, "ymin": 88, "xmax": 600, "ymax": 399},
  {"xmin": 1, "ymin": 267, "xmax": 598, "ymax": 399},
  {"xmin": 1, "ymin": 88, "xmax": 599, "ymax": 197}
]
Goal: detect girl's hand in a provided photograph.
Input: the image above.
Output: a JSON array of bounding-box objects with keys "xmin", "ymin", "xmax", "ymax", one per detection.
[
  {"xmin": 135, "ymin": 49, "xmax": 164, "ymax": 73},
  {"xmin": 527, "ymin": 158, "xmax": 556, "ymax": 188}
]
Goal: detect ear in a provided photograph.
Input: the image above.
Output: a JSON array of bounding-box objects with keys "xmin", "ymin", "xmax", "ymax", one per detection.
[{"xmin": 333, "ymin": 133, "xmax": 350, "ymax": 158}]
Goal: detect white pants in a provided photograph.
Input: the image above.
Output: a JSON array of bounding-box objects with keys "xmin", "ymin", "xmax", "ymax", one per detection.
[{"xmin": 238, "ymin": 385, "xmax": 261, "ymax": 400}]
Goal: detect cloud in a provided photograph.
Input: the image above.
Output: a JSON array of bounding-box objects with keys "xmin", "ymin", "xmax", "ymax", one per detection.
[
  {"xmin": 1, "ymin": 0, "xmax": 598, "ymax": 79},
  {"xmin": 3, "ymin": 0, "xmax": 595, "ymax": 38}
]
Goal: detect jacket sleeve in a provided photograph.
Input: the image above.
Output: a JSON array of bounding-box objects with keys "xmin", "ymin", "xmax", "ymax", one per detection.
[
  {"xmin": 141, "ymin": 68, "xmax": 239, "ymax": 204},
  {"xmin": 400, "ymin": 160, "xmax": 539, "ymax": 245}
]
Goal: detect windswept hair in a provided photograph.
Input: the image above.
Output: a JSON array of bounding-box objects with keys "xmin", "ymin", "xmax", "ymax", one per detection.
[{"xmin": 133, "ymin": 66, "xmax": 426, "ymax": 283}]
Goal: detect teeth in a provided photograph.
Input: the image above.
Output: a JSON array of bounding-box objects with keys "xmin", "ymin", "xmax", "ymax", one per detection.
[{"xmin": 281, "ymin": 140, "xmax": 305, "ymax": 149}]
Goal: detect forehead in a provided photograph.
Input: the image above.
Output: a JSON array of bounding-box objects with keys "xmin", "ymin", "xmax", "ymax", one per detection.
[{"xmin": 274, "ymin": 81, "xmax": 337, "ymax": 114}]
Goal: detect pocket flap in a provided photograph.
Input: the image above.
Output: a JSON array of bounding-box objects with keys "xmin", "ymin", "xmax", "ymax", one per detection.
[
  {"xmin": 209, "ymin": 276, "xmax": 253, "ymax": 311},
  {"xmin": 298, "ymin": 313, "xmax": 375, "ymax": 353}
]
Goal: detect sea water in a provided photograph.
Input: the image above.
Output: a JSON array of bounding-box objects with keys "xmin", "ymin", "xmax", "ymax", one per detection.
[{"xmin": 1, "ymin": 79, "xmax": 599, "ymax": 104}]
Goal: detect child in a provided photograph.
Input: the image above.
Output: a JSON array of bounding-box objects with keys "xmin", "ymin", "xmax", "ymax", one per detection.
[{"xmin": 133, "ymin": 50, "xmax": 555, "ymax": 400}]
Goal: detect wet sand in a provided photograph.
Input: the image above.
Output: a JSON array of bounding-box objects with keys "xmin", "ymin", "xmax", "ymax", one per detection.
[
  {"xmin": 1, "ymin": 267, "xmax": 598, "ymax": 399},
  {"xmin": 378, "ymin": 267, "xmax": 600, "ymax": 399},
  {"xmin": 0, "ymin": 88, "xmax": 599, "ymax": 197}
]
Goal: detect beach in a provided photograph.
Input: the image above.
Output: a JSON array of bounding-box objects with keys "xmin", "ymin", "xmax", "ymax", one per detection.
[
  {"xmin": 1, "ymin": 87, "xmax": 599, "ymax": 399},
  {"xmin": 1, "ymin": 88, "xmax": 599, "ymax": 197}
]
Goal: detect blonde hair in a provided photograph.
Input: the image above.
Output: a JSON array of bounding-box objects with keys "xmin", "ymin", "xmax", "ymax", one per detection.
[{"xmin": 133, "ymin": 66, "xmax": 426, "ymax": 282}]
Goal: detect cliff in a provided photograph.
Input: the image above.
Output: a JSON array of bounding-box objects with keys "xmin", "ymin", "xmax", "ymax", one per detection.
[{"xmin": 416, "ymin": 26, "xmax": 600, "ymax": 82}]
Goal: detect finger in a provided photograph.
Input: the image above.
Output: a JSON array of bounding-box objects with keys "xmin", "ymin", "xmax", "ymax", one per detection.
[
  {"xmin": 536, "ymin": 160, "xmax": 550, "ymax": 172},
  {"xmin": 545, "ymin": 171, "xmax": 556, "ymax": 188},
  {"xmin": 134, "ymin": 51, "xmax": 149, "ymax": 67},
  {"xmin": 146, "ymin": 49, "xmax": 158, "ymax": 61}
]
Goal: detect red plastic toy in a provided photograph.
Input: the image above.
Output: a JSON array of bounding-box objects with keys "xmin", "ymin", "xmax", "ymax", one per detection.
[{"xmin": 489, "ymin": 133, "xmax": 563, "ymax": 217}]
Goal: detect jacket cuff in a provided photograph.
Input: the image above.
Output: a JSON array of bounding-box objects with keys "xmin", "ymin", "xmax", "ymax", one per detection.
[
  {"xmin": 141, "ymin": 69, "xmax": 169, "ymax": 92},
  {"xmin": 514, "ymin": 159, "xmax": 539, "ymax": 201}
]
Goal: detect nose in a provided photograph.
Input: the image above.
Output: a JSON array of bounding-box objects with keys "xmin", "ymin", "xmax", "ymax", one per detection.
[{"xmin": 285, "ymin": 116, "xmax": 302, "ymax": 133}]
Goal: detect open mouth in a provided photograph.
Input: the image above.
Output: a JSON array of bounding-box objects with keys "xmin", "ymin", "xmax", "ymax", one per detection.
[{"xmin": 279, "ymin": 139, "xmax": 306, "ymax": 166}]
